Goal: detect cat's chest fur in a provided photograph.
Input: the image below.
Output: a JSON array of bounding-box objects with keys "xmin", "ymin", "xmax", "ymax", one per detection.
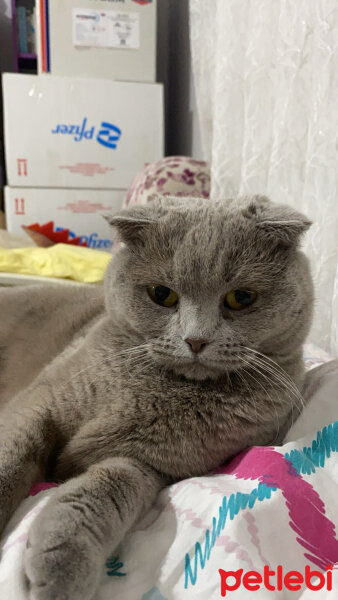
[{"xmin": 56, "ymin": 357, "xmax": 279, "ymax": 481}]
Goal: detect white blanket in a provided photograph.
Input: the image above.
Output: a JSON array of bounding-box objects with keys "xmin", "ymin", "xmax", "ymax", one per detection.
[{"xmin": 1, "ymin": 347, "xmax": 337, "ymax": 599}]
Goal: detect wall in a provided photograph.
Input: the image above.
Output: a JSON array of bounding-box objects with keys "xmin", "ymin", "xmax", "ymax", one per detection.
[
  {"xmin": 157, "ymin": 0, "xmax": 204, "ymax": 160},
  {"xmin": 190, "ymin": 71, "xmax": 203, "ymax": 159},
  {"xmin": 0, "ymin": 0, "xmax": 14, "ymax": 73},
  {"xmin": 0, "ymin": 0, "xmax": 14, "ymax": 197}
]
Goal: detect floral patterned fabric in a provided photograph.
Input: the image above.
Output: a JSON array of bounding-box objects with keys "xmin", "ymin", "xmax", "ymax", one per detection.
[{"xmin": 123, "ymin": 156, "xmax": 210, "ymax": 207}]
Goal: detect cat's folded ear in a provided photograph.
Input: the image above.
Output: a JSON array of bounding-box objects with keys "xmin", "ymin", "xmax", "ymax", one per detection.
[
  {"xmin": 242, "ymin": 195, "xmax": 312, "ymax": 247},
  {"xmin": 104, "ymin": 204, "xmax": 161, "ymax": 247}
]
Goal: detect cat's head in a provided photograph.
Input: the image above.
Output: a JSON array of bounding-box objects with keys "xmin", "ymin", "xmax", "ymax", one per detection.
[{"xmin": 105, "ymin": 195, "xmax": 313, "ymax": 381}]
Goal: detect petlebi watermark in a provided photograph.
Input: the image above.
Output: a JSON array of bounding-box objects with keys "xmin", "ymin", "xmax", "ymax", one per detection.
[{"xmin": 218, "ymin": 564, "xmax": 337, "ymax": 596}]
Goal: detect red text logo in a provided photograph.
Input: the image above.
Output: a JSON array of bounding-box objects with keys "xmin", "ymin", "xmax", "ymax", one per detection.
[
  {"xmin": 14, "ymin": 197, "xmax": 25, "ymax": 215},
  {"xmin": 17, "ymin": 158, "xmax": 28, "ymax": 176},
  {"xmin": 219, "ymin": 565, "xmax": 333, "ymax": 596}
]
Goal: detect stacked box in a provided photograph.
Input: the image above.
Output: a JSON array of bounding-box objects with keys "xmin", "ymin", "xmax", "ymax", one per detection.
[
  {"xmin": 40, "ymin": 0, "xmax": 157, "ymax": 82},
  {"xmin": 5, "ymin": 187, "xmax": 125, "ymax": 249},
  {"xmin": 2, "ymin": 73, "xmax": 163, "ymax": 245}
]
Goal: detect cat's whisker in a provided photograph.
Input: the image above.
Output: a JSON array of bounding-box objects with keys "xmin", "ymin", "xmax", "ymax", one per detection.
[
  {"xmin": 114, "ymin": 351, "xmax": 150, "ymax": 368},
  {"xmin": 241, "ymin": 347, "xmax": 303, "ymax": 399},
  {"xmin": 237, "ymin": 356, "xmax": 281, "ymax": 442},
  {"xmin": 238, "ymin": 349, "xmax": 305, "ymax": 427},
  {"xmin": 251, "ymin": 359, "xmax": 304, "ymax": 415},
  {"xmin": 240, "ymin": 347, "xmax": 304, "ymax": 406},
  {"xmin": 103, "ymin": 343, "xmax": 150, "ymax": 360},
  {"xmin": 240, "ymin": 354, "xmax": 299, "ymax": 407},
  {"xmin": 63, "ymin": 361, "xmax": 103, "ymax": 387},
  {"xmin": 241, "ymin": 352, "xmax": 304, "ymax": 434},
  {"xmin": 233, "ymin": 367, "xmax": 260, "ymax": 438},
  {"xmin": 128, "ymin": 359, "xmax": 155, "ymax": 378},
  {"xmin": 63, "ymin": 344, "xmax": 151, "ymax": 386}
]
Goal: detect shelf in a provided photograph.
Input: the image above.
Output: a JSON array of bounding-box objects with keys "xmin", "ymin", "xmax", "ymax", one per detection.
[{"xmin": 18, "ymin": 52, "xmax": 37, "ymax": 59}]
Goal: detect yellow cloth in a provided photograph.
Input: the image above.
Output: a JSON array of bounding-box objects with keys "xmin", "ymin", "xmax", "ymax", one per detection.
[{"xmin": 0, "ymin": 244, "xmax": 112, "ymax": 283}]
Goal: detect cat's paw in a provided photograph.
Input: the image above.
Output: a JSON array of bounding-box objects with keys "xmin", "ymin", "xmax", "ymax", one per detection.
[{"xmin": 24, "ymin": 509, "xmax": 103, "ymax": 600}]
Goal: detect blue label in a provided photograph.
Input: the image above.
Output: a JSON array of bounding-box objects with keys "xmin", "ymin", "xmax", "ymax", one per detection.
[
  {"xmin": 55, "ymin": 227, "xmax": 113, "ymax": 249},
  {"xmin": 97, "ymin": 122, "xmax": 122, "ymax": 149},
  {"xmin": 80, "ymin": 233, "xmax": 113, "ymax": 249},
  {"xmin": 51, "ymin": 118, "xmax": 121, "ymax": 149}
]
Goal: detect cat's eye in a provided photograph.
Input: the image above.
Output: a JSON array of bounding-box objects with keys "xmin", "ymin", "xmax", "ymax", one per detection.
[
  {"xmin": 147, "ymin": 285, "xmax": 179, "ymax": 308},
  {"xmin": 224, "ymin": 289, "xmax": 257, "ymax": 311}
]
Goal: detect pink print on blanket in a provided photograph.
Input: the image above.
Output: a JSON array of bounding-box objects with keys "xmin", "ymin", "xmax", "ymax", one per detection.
[{"xmin": 218, "ymin": 443, "xmax": 338, "ymax": 571}]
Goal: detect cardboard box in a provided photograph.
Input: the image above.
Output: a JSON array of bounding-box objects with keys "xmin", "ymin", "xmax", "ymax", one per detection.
[
  {"xmin": 40, "ymin": 0, "xmax": 156, "ymax": 82},
  {"xmin": 3, "ymin": 73, "xmax": 163, "ymax": 189},
  {"xmin": 5, "ymin": 187, "xmax": 125, "ymax": 249}
]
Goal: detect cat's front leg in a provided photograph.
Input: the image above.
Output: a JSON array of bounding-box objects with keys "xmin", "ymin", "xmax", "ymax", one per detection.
[
  {"xmin": 0, "ymin": 394, "xmax": 58, "ymax": 532},
  {"xmin": 24, "ymin": 456, "xmax": 162, "ymax": 600}
]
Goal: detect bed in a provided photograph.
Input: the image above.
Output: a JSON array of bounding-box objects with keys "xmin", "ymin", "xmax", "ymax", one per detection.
[{"xmin": 1, "ymin": 345, "xmax": 337, "ymax": 599}]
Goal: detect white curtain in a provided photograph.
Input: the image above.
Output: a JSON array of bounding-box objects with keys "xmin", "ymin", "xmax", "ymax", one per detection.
[{"xmin": 190, "ymin": 0, "xmax": 338, "ymax": 356}]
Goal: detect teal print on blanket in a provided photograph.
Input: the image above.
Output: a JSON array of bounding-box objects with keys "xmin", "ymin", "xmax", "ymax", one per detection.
[
  {"xmin": 184, "ymin": 483, "xmax": 276, "ymax": 588},
  {"xmin": 106, "ymin": 555, "xmax": 126, "ymax": 577},
  {"xmin": 184, "ymin": 420, "xmax": 338, "ymax": 589},
  {"xmin": 284, "ymin": 421, "xmax": 338, "ymax": 475}
]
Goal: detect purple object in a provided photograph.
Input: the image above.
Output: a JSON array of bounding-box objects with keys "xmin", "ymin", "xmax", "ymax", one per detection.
[{"xmin": 28, "ymin": 482, "xmax": 59, "ymax": 496}]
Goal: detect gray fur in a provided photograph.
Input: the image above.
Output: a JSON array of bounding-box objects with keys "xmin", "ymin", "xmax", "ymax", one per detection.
[{"xmin": 0, "ymin": 195, "xmax": 313, "ymax": 599}]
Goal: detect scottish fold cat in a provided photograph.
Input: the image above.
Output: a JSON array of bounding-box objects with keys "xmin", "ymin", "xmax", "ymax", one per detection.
[{"xmin": 0, "ymin": 195, "xmax": 313, "ymax": 600}]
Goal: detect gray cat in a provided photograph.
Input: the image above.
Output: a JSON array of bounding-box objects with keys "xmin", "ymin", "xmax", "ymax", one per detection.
[{"xmin": 0, "ymin": 195, "xmax": 313, "ymax": 600}]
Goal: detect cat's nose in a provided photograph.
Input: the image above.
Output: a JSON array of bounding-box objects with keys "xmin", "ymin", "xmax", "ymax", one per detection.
[{"xmin": 185, "ymin": 338, "xmax": 210, "ymax": 354}]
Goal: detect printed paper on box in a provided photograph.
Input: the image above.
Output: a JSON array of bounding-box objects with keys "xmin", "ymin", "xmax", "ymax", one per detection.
[
  {"xmin": 43, "ymin": 0, "xmax": 156, "ymax": 82},
  {"xmin": 73, "ymin": 9, "xmax": 140, "ymax": 49}
]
